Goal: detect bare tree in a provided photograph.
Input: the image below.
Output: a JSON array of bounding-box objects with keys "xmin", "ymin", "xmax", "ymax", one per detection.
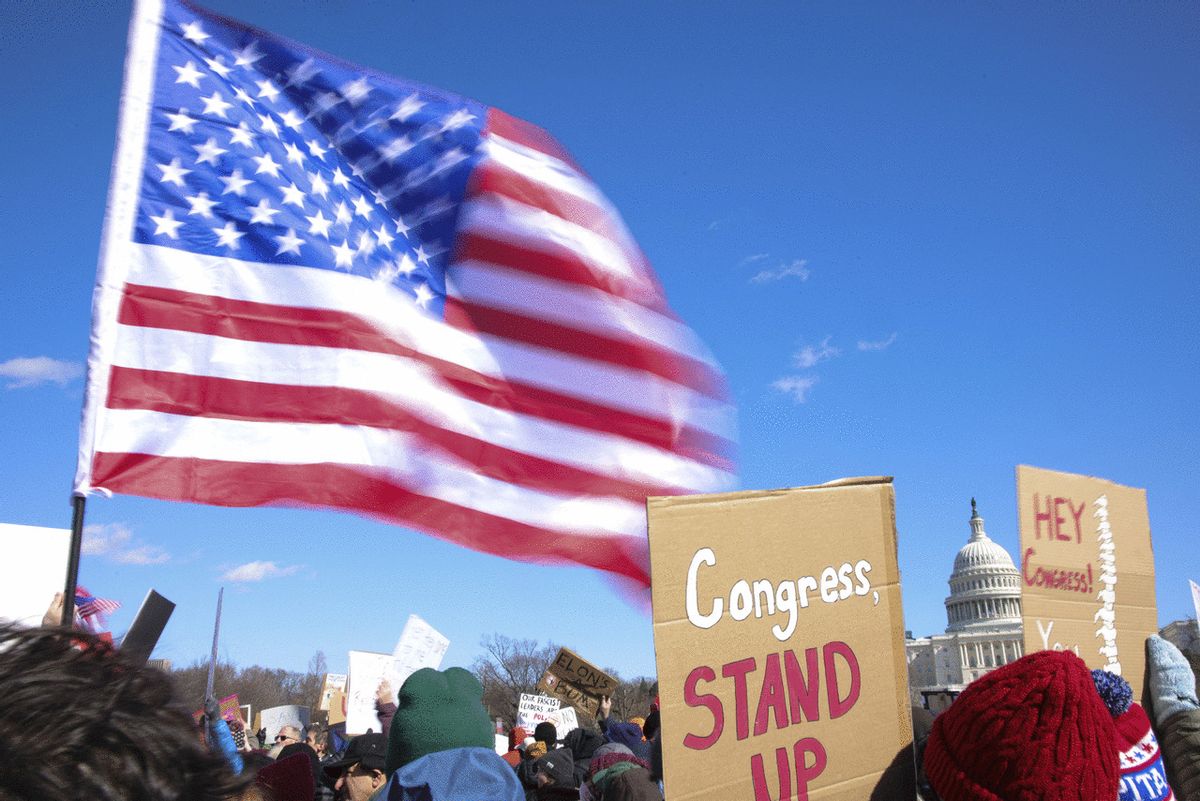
[
  {"xmin": 471, "ymin": 634, "xmax": 559, "ymax": 726},
  {"xmin": 605, "ymin": 671, "xmax": 658, "ymax": 722},
  {"xmin": 169, "ymin": 654, "xmax": 326, "ymax": 721}
]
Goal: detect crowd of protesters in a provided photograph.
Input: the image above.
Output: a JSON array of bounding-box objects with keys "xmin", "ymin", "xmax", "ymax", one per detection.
[
  {"xmin": 0, "ymin": 599, "xmax": 665, "ymax": 801},
  {"xmin": 2, "ymin": 594, "xmax": 1199, "ymax": 801}
]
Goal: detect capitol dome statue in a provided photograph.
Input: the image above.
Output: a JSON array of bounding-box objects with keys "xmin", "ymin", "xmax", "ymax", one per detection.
[{"xmin": 906, "ymin": 500, "xmax": 1024, "ymax": 711}]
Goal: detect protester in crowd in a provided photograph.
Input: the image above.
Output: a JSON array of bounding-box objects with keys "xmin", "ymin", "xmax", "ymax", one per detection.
[
  {"xmin": 584, "ymin": 746, "xmax": 659, "ymax": 801},
  {"xmin": 255, "ymin": 752, "xmax": 316, "ymax": 801},
  {"xmin": 306, "ymin": 727, "xmax": 328, "ymax": 758},
  {"xmin": 533, "ymin": 748, "xmax": 579, "ymax": 800},
  {"xmin": 0, "ymin": 623, "xmax": 247, "ymax": 801},
  {"xmin": 202, "ymin": 693, "xmax": 245, "ymax": 774},
  {"xmin": 534, "ymin": 721, "xmax": 558, "ymax": 750},
  {"xmin": 924, "ymin": 649, "xmax": 1118, "ymax": 801},
  {"xmin": 562, "ymin": 727, "xmax": 604, "ymax": 787},
  {"xmin": 278, "ymin": 741, "xmax": 327, "ymax": 801},
  {"xmin": 501, "ymin": 725, "xmax": 530, "ymax": 768},
  {"xmin": 321, "ymin": 733, "xmax": 388, "ymax": 801},
  {"xmin": 382, "ymin": 667, "xmax": 523, "ymax": 800},
  {"xmin": 1147, "ymin": 634, "xmax": 1200, "ymax": 800},
  {"xmin": 375, "ymin": 679, "xmax": 397, "ymax": 736},
  {"xmin": 596, "ymin": 698, "xmax": 650, "ymax": 762}
]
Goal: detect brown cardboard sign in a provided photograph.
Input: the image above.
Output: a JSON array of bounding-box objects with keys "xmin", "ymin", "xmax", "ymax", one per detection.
[
  {"xmin": 535, "ymin": 647, "xmax": 618, "ymax": 716},
  {"xmin": 648, "ymin": 478, "xmax": 913, "ymax": 801},
  {"xmin": 326, "ymin": 688, "xmax": 347, "ymax": 726},
  {"xmin": 1016, "ymin": 465, "xmax": 1158, "ymax": 698}
]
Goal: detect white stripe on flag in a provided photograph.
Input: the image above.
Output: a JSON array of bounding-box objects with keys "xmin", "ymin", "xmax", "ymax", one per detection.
[{"xmin": 95, "ymin": 408, "xmax": 647, "ymax": 537}]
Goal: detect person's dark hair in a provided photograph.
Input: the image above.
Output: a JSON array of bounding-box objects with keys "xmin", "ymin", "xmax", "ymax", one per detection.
[{"xmin": 0, "ymin": 624, "xmax": 249, "ymax": 801}]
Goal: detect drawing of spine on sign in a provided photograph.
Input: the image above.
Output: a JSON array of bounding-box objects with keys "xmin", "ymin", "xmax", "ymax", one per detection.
[{"xmin": 1093, "ymin": 495, "xmax": 1119, "ymax": 674}]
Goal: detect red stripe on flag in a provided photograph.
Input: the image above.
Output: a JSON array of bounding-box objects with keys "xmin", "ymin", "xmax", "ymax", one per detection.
[
  {"xmin": 443, "ymin": 298, "xmax": 726, "ymax": 400},
  {"xmin": 455, "ymin": 233, "xmax": 671, "ymax": 314},
  {"xmin": 484, "ymin": 108, "xmax": 583, "ymax": 171},
  {"xmin": 116, "ymin": 285, "xmax": 734, "ymax": 468},
  {"xmin": 105, "ymin": 366, "xmax": 690, "ymax": 500},
  {"xmin": 90, "ymin": 452, "xmax": 650, "ymax": 585}
]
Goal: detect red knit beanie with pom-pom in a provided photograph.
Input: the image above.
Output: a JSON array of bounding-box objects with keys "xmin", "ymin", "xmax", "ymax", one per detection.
[{"xmin": 923, "ymin": 649, "xmax": 1118, "ymax": 801}]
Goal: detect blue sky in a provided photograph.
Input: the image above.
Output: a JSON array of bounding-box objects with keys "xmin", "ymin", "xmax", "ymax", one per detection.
[{"xmin": 1, "ymin": 1, "xmax": 1196, "ymax": 682}]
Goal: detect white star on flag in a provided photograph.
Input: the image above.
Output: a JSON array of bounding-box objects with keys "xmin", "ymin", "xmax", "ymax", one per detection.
[
  {"xmin": 218, "ymin": 168, "xmax": 252, "ymax": 196},
  {"xmin": 150, "ymin": 209, "xmax": 183, "ymax": 238},
  {"xmin": 157, "ymin": 158, "xmax": 191, "ymax": 186},
  {"xmin": 247, "ymin": 198, "xmax": 280, "ymax": 225},
  {"xmin": 275, "ymin": 228, "xmax": 304, "ymax": 256},
  {"xmin": 173, "ymin": 60, "xmax": 204, "ymax": 88},
  {"xmin": 200, "ymin": 91, "xmax": 233, "ymax": 119},
  {"xmin": 212, "ymin": 221, "xmax": 244, "ymax": 250},
  {"xmin": 331, "ymin": 238, "xmax": 356, "ymax": 268},
  {"xmin": 186, "ymin": 192, "xmax": 219, "ymax": 218}
]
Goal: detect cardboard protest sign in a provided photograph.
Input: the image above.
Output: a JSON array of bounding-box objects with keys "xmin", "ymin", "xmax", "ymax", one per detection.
[
  {"xmin": 392, "ymin": 614, "xmax": 450, "ymax": 679},
  {"xmin": 260, "ymin": 705, "xmax": 309, "ymax": 738},
  {"xmin": 517, "ymin": 693, "xmax": 561, "ymax": 731},
  {"xmin": 536, "ymin": 647, "xmax": 618, "ymax": 716},
  {"xmin": 327, "ymin": 689, "xmax": 346, "ymax": 726},
  {"xmin": 648, "ymin": 478, "xmax": 913, "ymax": 801},
  {"xmin": 319, "ymin": 673, "xmax": 347, "ymax": 711},
  {"xmin": 0, "ymin": 523, "xmax": 70, "ymax": 626},
  {"xmin": 1017, "ymin": 466, "xmax": 1158, "ymax": 697}
]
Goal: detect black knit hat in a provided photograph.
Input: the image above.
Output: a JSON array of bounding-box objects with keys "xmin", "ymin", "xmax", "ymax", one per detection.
[
  {"xmin": 536, "ymin": 748, "xmax": 575, "ymax": 788},
  {"xmin": 534, "ymin": 721, "xmax": 558, "ymax": 748}
]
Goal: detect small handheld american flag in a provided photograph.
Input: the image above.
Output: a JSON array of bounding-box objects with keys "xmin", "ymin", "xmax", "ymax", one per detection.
[
  {"xmin": 74, "ymin": 586, "xmax": 120, "ymax": 633},
  {"xmin": 75, "ymin": 0, "xmax": 736, "ymax": 588}
]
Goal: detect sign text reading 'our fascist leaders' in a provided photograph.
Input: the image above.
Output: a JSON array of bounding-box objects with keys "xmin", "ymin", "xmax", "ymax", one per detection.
[{"xmin": 649, "ymin": 479, "xmax": 912, "ymax": 801}]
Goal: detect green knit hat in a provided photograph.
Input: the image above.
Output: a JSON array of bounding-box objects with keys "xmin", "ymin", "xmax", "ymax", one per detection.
[{"xmin": 385, "ymin": 667, "xmax": 494, "ymax": 775}]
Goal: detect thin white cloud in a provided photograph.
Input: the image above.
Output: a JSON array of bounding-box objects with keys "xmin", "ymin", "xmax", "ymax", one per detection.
[
  {"xmin": 793, "ymin": 336, "xmax": 840, "ymax": 369},
  {"xmin": 738, "ymin": 253, "xmax": 769, "ymax": 267},
  {"xmin": 220, "ymin": 561, "xmax": 303, "ymax": 583},
  {"xmin": 0, "ymin": 357, "xmax": 82, "ymax": 389},
  {"xmin": 750, "ymin": 259, "xmax": 810, "ymax": 284},
  {"xmin": 772, "ymin": 375, "xmax": 818, "ymax": 403},
  {"xmin": 82, "ymin": 523, "xmax": 171, "ymax": 565},
  {"xmin": 115, "ymin": 546, "xmax": 171, "ymax": 566},
  {"xmin": 858, "ymin": 333, "xmax": 898, "ymax": 352}
]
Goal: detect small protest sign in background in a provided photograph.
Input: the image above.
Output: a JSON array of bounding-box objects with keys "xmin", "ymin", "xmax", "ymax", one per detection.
[
  {"xmin": 517, "ymin": 693, "xmax": 561, "ymax": 731},
  {"xmin": 1017, "ymin": 465, "xmax": 1158, "ymax": 698},
  {"xmin": 536, "ymin": 647, "xmax": 617, "ymax": 716},
  {"xmin": 393, "ymin": 614, "xmax": 450, "ymax": 677},
  {"xmin": 648, "ymin": 478, "xmax": 912, "ymax": 801},
  {"xmin": 260, "ymin": 705, "xmax": 309, "ymax": 739},
  {"xmin": 347, "ymin": 616, "xmax": 449, "ymax": 735}
]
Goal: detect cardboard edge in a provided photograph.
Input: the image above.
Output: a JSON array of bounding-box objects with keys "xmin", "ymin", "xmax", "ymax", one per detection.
[{"xmin": 647, "ymin": 476, "xmax": 895, "ymax": 510}]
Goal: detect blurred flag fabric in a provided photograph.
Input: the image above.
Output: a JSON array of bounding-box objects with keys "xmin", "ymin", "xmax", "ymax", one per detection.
[{"xmin": 75, "ymin": 0, "xmax": 736, "ymax": 588}]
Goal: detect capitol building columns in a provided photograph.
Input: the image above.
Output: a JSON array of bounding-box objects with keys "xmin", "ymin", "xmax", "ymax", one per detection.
[{"xmin": 906, "ymin": 499, "xmax": 1024, "ymax": 710}]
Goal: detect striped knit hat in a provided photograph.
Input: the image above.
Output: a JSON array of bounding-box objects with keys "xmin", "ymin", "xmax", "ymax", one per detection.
[
  {"xmin": 1092, "ymin": 669, "xmax": 1175, "ymax": 801},
  {"xmin": 924, "ymin": 650, "xmax": 1118, "ymax": 801}
]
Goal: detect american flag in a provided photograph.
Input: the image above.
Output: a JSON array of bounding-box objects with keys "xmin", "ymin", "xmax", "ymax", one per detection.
[
  {"xmin": 75, "ymin": 586, "xmax": 120, "ymax": 633},
  {"xmin": 75, "ymin": 0, "xmax": 736, "ymax": 588}
]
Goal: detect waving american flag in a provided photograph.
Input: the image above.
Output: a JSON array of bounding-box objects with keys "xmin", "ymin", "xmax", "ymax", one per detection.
[{"xmin": 75, "ymin": 0, "xmax": 735, "ymax": 587}]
